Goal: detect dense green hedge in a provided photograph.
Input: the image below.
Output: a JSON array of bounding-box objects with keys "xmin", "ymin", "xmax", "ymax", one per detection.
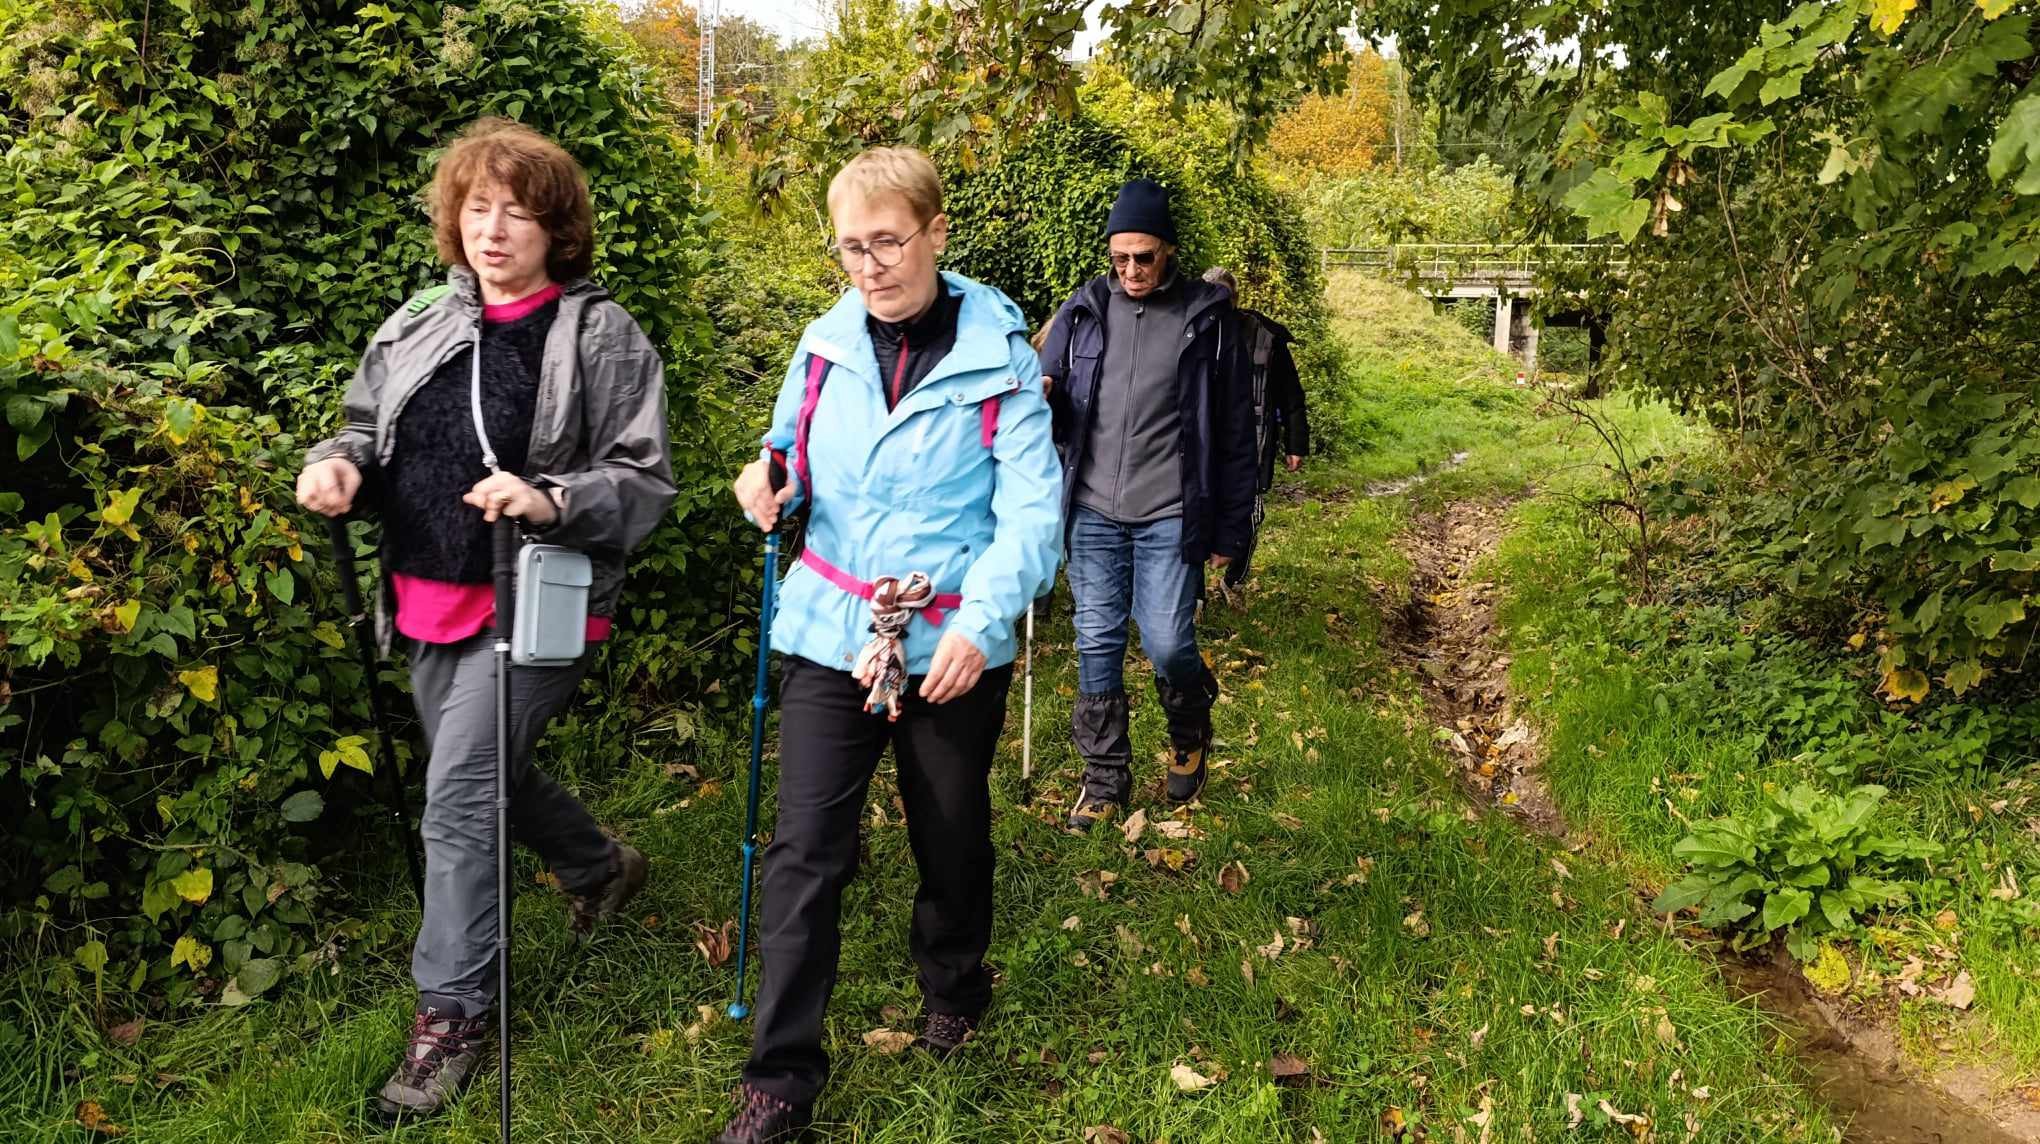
[{"xmin": 0, "ymin": 0, "xmax": 748, "ymax": 1002}]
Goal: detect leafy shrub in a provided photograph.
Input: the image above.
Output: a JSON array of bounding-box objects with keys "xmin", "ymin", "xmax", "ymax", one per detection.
[
  {"xmin": 1, "ymin": 0, "xmax": 745, "ymax": 999},
  {"xmin": 1653, "ymin": 784, "xmax": 1940, "ymax": 958},
  {"xmin": 1293, "ymin": 158, "xmax": 1516, "ymax": 248}
]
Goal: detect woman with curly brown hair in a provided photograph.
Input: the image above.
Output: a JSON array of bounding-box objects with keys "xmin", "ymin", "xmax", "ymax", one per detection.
[{"xmin": 296, "ymin": 118, "xmax": 675, "ymax": 1124}]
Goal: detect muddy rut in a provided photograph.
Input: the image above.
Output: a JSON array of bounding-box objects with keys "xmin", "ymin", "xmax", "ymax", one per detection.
[{"xmin": 1386, "ymin": 495, "xmax": 2040, "ymax": 1144}]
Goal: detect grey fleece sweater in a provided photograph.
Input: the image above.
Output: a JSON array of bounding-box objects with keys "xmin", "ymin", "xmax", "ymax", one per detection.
[{"xmin": 1073, "ymin": 274, "xmax": 1192, "ymax": 523}]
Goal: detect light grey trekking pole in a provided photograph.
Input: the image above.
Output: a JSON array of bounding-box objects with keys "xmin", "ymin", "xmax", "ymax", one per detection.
[{"xmin": 1021, "ymin": 601, "xmax": 1035, "ymax": 802}]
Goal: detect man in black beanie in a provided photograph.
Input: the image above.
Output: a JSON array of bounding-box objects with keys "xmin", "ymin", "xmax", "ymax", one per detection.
[{"xmin": 1040, "ymin": 178, "xmax": 1256, "ymax": 832}]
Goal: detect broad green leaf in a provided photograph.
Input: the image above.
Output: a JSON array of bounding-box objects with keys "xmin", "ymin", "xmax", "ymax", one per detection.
[
  {"xmin": 76, "ymin": 940, "xmax": 109, "ymax": 976},
  {"xmin": 101, "ymin": 487, "xmax": 143, "ymax": 528},
  {"xmin": 312, "ymin": 622, "xmax": 347, "ymax": 650},
  {"xmin": 1562, "ymin": 169, "xmax": 1652, "ymax": 241},
  {"xmin": 112, "ymin": 600, "xmax": 140, "ymax": 633},
  {"xmin": 1762, "ymin": 887, "xmax": 1813, "ymax": 931},
  {"xmin": 1946, "ymin": 658, "xmax": 1988, "ymax": 695},
  {"xmin": 279, "ymin": 790, "xmax": 324, "ymax": 823},
  {"xmin": 1988, "ymin": 94, "xmax": 2040, "ymax": 193},
  {"xmin": 266, "ymin": 568, "xmax": 295, "ymax": 605},
  {"xmin": 221, "ymin": 958, "xmax": 284, "ymax": 1006},
  {"xmin": 170, "ymin": 867, "xmax": 213, "ymax": 905},
  {"xmin": 1652, "ymin": 877, "xmax": 1713, "ymax": 914}
]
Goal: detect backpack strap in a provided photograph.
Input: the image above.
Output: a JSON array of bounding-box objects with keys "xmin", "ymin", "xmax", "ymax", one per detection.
[{"xmin": 793, "ymin": 353, "xmax": 829, "ymax": 496}]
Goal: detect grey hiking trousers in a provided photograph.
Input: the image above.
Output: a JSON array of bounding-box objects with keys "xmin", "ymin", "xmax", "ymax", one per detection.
[{"xmin": 407, "ymin": 633, "xmax": 617, "ymax": 1015}]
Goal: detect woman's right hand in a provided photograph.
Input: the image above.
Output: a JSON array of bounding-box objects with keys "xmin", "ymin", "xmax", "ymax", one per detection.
[
  {"xmin": 733, "ymin": 459, "xmax": 795, "ymax": 533},
  {"xmin": 297, "ymin": 457, "xmax": 363, "ymax": 518}
]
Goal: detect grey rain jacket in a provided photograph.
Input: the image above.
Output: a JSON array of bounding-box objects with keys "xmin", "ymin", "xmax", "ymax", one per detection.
[{"xmin": 306, "ymin": 266, "xmax": 677, "ymax": 651}]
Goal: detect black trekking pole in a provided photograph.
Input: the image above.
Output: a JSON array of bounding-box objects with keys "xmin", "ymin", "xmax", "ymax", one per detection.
[
  {"xmin": 728, "ymin": 528, "xmax": 781, "ymax": 1020},
  {"xmin": 491, "ymin": 516, "xmax": 518, "ymax": 1144},
  {"xmin": 323, "ymin": 515, "xmax": 425, "ymax": 901}
]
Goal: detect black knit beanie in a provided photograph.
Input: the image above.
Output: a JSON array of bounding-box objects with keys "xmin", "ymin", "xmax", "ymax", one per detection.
[{"xmin": 1105, "ymin": 179, "xmax": 1177, "ymax": 245}]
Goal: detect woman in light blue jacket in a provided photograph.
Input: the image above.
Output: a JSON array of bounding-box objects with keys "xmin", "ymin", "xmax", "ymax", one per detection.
[{"xmin": 719, "ymin": 146, "xmax": 1061, "ymax": 1143}]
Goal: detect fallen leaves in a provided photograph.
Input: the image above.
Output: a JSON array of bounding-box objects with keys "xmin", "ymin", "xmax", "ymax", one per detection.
[
  {"xmin": 692, "ymin": 919, "xmax": 736, "ymax": 968},
  {"xmin": 1076, "ymin": 870, "xmax": 1119, "ymax": 901},
  {"xmin": 1402, "ymin": 908, "xmax": 1431, "ymax": 938},
  {"xmin": 1120, "ymin": 807, "xmax": 1148, "ymax": 843},
  {"xmin": 1218, "ymin": 860, "xmax": 1250, "ymax": 894},
  {"xmin": 1169, "ymin": 1063, "xmax": 1216, "ymax": 1092},
  {"xmin": 862, "ymin": 1028, "xmax": 915, "ymax": 1054},
  {"xmin": 1934, "ymin": 969, "xmax": 1977, "ymax": 1010},
  {"xmin": 1082, "ymin": 1128, "xmax": 1131, "ymax": 1144},
  {"xmin": 76, "ymin": 1101, "xmax": 126, "ymax": 1137},
  {"xmin": 1270, "ymin": 1051, "xmax": 1312, "ymax": 1086},
  {"xmin": 1256, "ymin": 930, "xmax": 1286, "ymax": 960},
  {"xmin": 104, "ymin": 1018, "xmax": 144, "ymax": 1047},
  {"xmin": 1143, "ymin": 847, "xmax": 1196, "ymax": 871}
]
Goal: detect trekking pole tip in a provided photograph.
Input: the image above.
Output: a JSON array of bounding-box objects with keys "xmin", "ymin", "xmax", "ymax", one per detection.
[{"xmin": 727, "ymin": 1002, "xmax": 751, "ymax": 1020}]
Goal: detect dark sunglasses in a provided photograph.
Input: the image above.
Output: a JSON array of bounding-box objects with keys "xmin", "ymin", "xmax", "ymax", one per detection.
[{"xmin": 1109, "ymin": 250, "xmax": 1161, "ymax": 269}]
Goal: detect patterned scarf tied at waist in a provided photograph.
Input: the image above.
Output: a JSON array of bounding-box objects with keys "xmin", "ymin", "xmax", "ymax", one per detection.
[{"xmin": 852, "ymin": 573, "xmax": 937, "ymax": 721}]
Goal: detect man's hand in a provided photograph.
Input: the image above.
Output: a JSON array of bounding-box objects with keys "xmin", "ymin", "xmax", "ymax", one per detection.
[
  {"xmin": 1285, "ymin": 454, "xmax": 1303, "ymax": 472},
  {"xmin": 297, "ymin": 457, "xmax": 363, "ymax": 518},
  {"xmin": 919, "ymin": 630, "xmax": 987, "ymax": 704},
  {"xmin": 1208, "ymin": 554, "xmax": 1233, "ymax": 569},
  {"xmin": 1040, "ymin": 374, "xmax": 1056, "ymax": 395},
  {"xmin": 734, "ymin": 459, "xmax": 796, "ymax": 532},
  {"xmin": 464, "ymin": 473, "xmax": 556, "ymax": 525}
]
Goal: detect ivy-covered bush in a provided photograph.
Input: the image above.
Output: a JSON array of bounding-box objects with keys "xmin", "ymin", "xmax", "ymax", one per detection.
[{"xmin": 0, "ymin": 0, "xmax": 747, "ymax": 1001}]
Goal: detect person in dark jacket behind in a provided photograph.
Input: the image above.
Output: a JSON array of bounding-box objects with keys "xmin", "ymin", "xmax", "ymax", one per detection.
[
  {"xmin": 1203, "ymin": 266, "xmax": 1309, "ymax": 590},
  {"xmin": 1040, "ymin": 179, "xmax": 1257, "ymax": 832}
]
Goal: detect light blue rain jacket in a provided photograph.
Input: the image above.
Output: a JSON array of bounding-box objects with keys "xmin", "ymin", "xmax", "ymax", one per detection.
[{"xmin": 760, "ymin": 272, "xmax": 1062, "ymax": 674}]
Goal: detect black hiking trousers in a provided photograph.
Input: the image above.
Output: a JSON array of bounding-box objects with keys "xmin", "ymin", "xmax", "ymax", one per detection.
[{"xmin": 743, "ymin": 655, "xmax": 1014, "ymax": 1108}]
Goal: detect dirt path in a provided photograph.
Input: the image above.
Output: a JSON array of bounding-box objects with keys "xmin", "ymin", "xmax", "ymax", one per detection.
[{"xmin": 1385, "ymin": 495, "xmax": 2040, "ymax": 1144}]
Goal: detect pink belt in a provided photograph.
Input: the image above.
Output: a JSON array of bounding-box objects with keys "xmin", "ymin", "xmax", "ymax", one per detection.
[{"xmin": 801, "ymin": 549, "xmax": 962, "ymax": 625}]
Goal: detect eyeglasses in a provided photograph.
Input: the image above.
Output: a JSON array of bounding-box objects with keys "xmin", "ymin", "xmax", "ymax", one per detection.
[
  {"xmin": 831, "ymin": 223, "xmax": 928, "ymax": 272},
  {"xmin": 1110, "ymin": 249, "xmax": 1162, "ymax": 270}
]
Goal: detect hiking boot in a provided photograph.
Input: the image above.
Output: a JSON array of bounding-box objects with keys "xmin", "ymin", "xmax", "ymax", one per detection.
[
  {"xmin": 714, "ymin": 1084, "xmax": 811, "ymax": 1144},
  {"xmin": 371, "ymin": 1006, "xmax": 490, "ymax": 1125},
  {"xmin": 1067, "ymin": 782, "xmax": 1126, "ymax": 833},
  {"xmin": 1157, "ymin": 669, "xmax": 1218, "ymax": 805},
  {"xmin": 567, "ymin": 840, "xmax": 648, "ymax": 939},
  {"xmin": 915, "ymin": 1011, "xmax": 978, "ymax": 1059},
  {"xmin": 1165, "ymin": 740, "xmax": 1209, "ymax": 805},
  {"xmin": 1070, "ymin": 691, "xmax": 1133, "ymax": 832}
]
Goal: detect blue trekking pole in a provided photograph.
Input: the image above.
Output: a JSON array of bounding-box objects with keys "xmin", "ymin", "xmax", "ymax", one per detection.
[{"xmin": 728, "ymin": 529, "xmax": 780, "ymax": 1020}]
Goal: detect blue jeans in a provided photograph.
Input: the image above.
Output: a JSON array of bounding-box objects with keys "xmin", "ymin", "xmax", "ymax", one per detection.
[{"xmin": 1066, "ymin": 507, "xmax": 1204, "ymax": 695}]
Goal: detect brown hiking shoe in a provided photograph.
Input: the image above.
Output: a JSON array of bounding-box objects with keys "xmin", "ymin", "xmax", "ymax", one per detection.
[
  {"xmin": 1165, "ymin": 742, "xmax": 1208, "ymax": 804},
  {"xmin": 1066, "ymin": 791, "xmax": 1123, "ymax": 833},
  {"xmin": 568, "ymin": 841, "xmax": 648, "ymax": 938},
  {"xmin": 371, "ymin": 1006, "xmax": 489, "ymax": 1124},
  {"xmin": 715, "ymin": 1083, "xmax": 811, "ymax": 1144}
]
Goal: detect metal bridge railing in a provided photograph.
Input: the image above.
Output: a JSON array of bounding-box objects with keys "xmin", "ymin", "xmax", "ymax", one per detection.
[{"xmin": 1322, "ymin": 243, "xmax": 1627, "ymax": 283}]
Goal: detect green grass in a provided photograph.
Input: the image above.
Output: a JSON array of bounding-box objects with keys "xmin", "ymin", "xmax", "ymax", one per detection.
[
  {"xmin": 2, "ymin": 279, "xmax": 1843, "ymax": 1141},
  {"xmin": 1493, "ymin": 491, "xmax": 2040, "ymax": 1075}
]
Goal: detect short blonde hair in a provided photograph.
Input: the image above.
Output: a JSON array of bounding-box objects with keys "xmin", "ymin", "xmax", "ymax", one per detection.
[{"xmin": 827, "ymin": 146, "xmax": 944, "ymax": 225}]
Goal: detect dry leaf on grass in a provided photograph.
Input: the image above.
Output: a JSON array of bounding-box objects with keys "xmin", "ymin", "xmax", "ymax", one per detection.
[
  {"xmin": 1062, "ymin": 915, "xmax": 1083, "ymax": 931},
  {"xmin": 1285, "ymin": 917, "xmax": 1317, "ymax": 949},
  {"xmin": 1598, "ymin": 1099, "xmax": 1651, "ymax": 1130},
  {"xmin": 1143, "ymin": 847, "xmax": 1195, "ymax": 871},
  {"xmin": 1273, "ymin": 811, "xmax": 1304, "ymax": 830},
  {"xmin": 1935, "ymin": 970, "xmax": 1977, "ymax": 1010},
  {"xmin": 1076, "ymin": 870, "xmax": 1119, "ymax": 901},
  {"xmin": 1470, "ymin": 1022, "xmax": 1489, "ymax": 1048},
  {"xmin": 1466, "ymin": 1090, "xmax": 1495, "ymax": 1144},
  {"xmin": 1083, "ymin": 1128, "xmax": 1131, "ymax": 1144},
  {"xmin": 1402, "ymin": 909, "xmax": 1431, "ymax": 938},
  {"xmin": 1270, "ymin": 1052, "xmax": 1312, "ymax": 1086},
  {"xmin": 1153, "ymin": 818, "xmax": 1196, "ymax": 840},
  {"xmin": 1565, "ymin": 1092, "xmax": 1585, "ymax": 1128},
  {"xmin": 1176, "ymin": 914, "xmax": 1194, "ymax": 938},
  {"xmin": 1257, "ymin": 931, "xmax": 1286, "ymax": 960},
  {"xmin": 1381, "ymin": 1106, "xmax": 1411, "ymax": 1137},
  {"xmin": 862, "ymin": 1028, "xmax": 915, "ymax": 1054},
  {"xmin": 105, "ymin": 1018, "xmax": 144, "ymax": 1047},
  {"xmin": 1240, "ymin": 957, "xmax": 1256, "ymax": 986},
  {"xmin": 76, "ymin": 1101, "xmax": 126, "ymax": 1137},
  {"xmin": 692, "ymin": 919, "xmax": 736, "ymax": 968},
  {"xmin": 1218, "ymin": 860, "xmax": 1250, "ymax": 894},
  {"xmin": 1186, "ymin": 965, "xmax": 1211, "ymax": 987},
  {"xmin": 1170, "ymin": 1063, "xmax": 1216, "ymax": 1092},
  {"xmin": 1655, "ymin": 1013, "xmax": 1681, "ymax": 1047},
  {"xmin": 1120, "ymin": 807, "xmax": 1149, "ymax": 843},
  {"xmin": 1116, "ymin": 924, "xmax": 1146, "ymax": 959}
]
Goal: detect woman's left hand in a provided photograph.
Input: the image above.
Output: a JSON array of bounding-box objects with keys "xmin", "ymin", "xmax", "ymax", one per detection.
[
  {"xmin": 919, "ymin": 630, "xmax": 987, "ymax": 704},
  {"xmin": 464, "ymin": 473, "xmax": 557, "ymax": 526}
]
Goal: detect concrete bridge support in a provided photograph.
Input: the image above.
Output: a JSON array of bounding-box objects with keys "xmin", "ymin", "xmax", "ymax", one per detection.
[{"xmin": 1492, "ymin": 294, "xmax": 1539, "ymax": 371}]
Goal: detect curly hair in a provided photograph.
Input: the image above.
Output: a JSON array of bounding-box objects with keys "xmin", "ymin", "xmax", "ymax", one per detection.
[{"xmin": 427, "ymin": 118, "xmax": 595, "ymax": 281}]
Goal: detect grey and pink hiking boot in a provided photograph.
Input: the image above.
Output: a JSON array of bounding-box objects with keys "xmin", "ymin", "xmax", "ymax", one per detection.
[
  {"xmin": 714, "ymin": 1083, "xmax": 811, "ymax": 1144},
  {"xmin": 371, "ymin": 1005, "xmax": 489, "ymax": 1124}
]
